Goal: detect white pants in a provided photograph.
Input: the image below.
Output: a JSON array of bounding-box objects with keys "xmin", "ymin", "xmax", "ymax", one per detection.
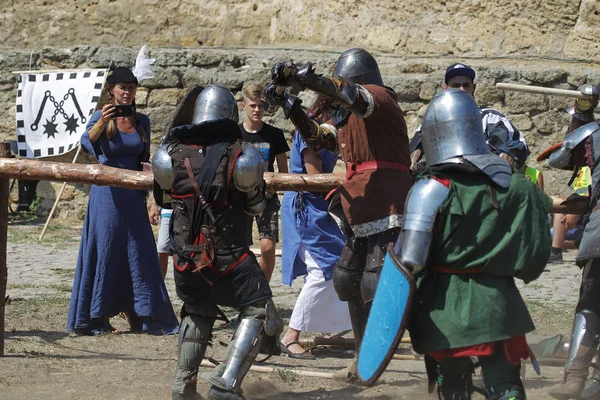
[{"xmin": 288, "ymin": 244, "xmax": 352, "ymax": 333}]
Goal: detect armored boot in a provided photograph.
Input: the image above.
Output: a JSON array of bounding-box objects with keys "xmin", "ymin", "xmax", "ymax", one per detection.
[
  {"xmin": 582, "ymin": 349, "xmax": 600, "ymax": 400},
  {"xmin": 333, "ymin": 299, "xmax": 366, "ymax": 381},
  {"xmin": 485, "ymin": 386, "xmax": 525, "ymax": 400},
  {"xmin": 549, "ymin": 310, "xmax": 600, "ymax": 400},
  {"xmin": 201, "ymin": 318, "xmax": 264, "ymax": 400},
  {"xmin": 549, "ymin": 345, "xmax": 595, "ymax": 400},
  {"xmin": 437, "ymin": 357, "xmax": 474, "ymax": 400},
  {"xmin": 172, "ymin": 313, "xmax": 215, "ymax": 400}
]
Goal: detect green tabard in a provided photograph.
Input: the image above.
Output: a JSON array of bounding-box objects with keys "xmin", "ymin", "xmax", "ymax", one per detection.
[{"xmin": 410, "ymin": 170, "xmax": 553, "ymax": 355}]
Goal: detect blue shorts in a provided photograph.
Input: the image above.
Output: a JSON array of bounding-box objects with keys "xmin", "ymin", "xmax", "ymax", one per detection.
[{"xmin": 550, "ymin": 226, "xmax": 584, "ymax": 242}]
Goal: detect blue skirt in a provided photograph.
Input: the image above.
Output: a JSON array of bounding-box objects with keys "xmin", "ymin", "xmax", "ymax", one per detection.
[
  {"xmin": 67, "ymin": 185, "xmax": 179, "ymax": 335},
  {"xmin": 281, "ymin": 191, "xmax": 345, "ymax": 286}
]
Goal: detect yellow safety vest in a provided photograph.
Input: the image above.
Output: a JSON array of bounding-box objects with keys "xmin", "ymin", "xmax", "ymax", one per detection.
[{"xmin": 572, "ymin": 167, "xmax": 592, "ymax": 196}]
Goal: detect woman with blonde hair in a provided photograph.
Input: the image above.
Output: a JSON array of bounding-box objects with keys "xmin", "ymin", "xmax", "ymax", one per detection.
[{"xmin": 67, "ymin": 67, "xmax": 178, "ymax": 335}]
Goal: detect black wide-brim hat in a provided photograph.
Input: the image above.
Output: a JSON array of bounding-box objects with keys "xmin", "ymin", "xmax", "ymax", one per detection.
[{"xmin": 106, "ymin": 66, "xmax": 138, "ymax": 85}]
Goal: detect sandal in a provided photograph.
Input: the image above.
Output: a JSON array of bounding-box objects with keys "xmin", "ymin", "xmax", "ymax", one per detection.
[{"xmin": 279, "ymin": 341, "xmax": 316, "ymax": 360}]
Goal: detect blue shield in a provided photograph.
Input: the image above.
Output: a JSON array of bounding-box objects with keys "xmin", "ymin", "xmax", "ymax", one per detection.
[{"xmin": 357, "ymin": 243, "xmax": 415, "ymax": 386}]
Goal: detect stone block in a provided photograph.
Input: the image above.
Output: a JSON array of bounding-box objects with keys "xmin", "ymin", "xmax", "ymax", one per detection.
[
  {"xmin": 136, "ymin": 88, "xmax": 150, "ymax": 106},
  {"xmin": 505, "ymin": 92, "xmax": 548, "ymax": 114},
  {"xmin": 519, "ymin": 69, "xmax": 568, "ymax": 85},
  {"xmin": 419, "ymin": 81, "xmax": 438, "ymax": 101},
  {"xmin": 155, "ymin": 49, "xmax": 190, "ymax": 67},
  {"xmin": 141, "ymin": 67, "xmax": 182, "ymax": 89},
  {"xmin": 146, "ymin": 106, "xmax": 177, "ymax": 138},
  {"xmin": 510, "ymin": 114, "xmax": 534, "ymax": 132},
  {"xmin": 531, "ymin": 110, "xmax": 571, "ymax": 136},
  {"xmin": 148, "ymin": 88, "xmax": 182, "ymax": 107},
  {"xmin": 60, "ymin": 186, "xmax": 75, "ymax": 201},
  {"xmin": 475, "ymin": 79, "xmax": 504, "ymax": 106},
  {"xmin": 387, "ymin": 75, "xmax": 423, "ymax": 101}
]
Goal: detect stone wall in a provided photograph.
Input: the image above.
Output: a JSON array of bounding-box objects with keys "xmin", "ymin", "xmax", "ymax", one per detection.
[
  {"xmin": 2, "ymin": 0, "xmax": 600, "ymax": 59},
  {"xmin": 2, "ymin": 45, "xmax": 600, "ymax": 216}
]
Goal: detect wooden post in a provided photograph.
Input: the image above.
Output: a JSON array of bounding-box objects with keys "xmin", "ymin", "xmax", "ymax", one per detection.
[{"xmin": 0, "ymin": 142, "xmax": 11, "ymax": 356}]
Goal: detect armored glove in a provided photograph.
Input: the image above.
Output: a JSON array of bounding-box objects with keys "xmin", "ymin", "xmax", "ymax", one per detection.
[
  {"xmin": 271, "ymin": 62, "xmax": 298, "ymax": 87},
  {"xmin": 263, "ymin": 83, "xmax": 287, "ymax": 109},
  {"xmin": 271, "ymin": 62, "xmax": 316, "ymax": 91}
]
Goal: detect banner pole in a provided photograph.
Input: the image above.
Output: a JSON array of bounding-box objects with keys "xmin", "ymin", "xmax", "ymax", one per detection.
[{"xmin": 38, "ymin": 145, "xmax": 82, "ymax": 241}]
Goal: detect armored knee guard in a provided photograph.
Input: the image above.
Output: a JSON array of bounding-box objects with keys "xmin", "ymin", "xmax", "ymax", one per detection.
[
  {"xmin": 333, "ymin": 266, "xmax": 368, "ymax": 350},
  {"xmin": 172, "ymin": 314, "xmax": 215, "ymax": 397},
  {"xmin": 202, "ymin": 318, "xmax": 264, "ymax": 396},
  {"xmin": 333, "ymin": 265, "xmax": 363, "ymax": 302}
]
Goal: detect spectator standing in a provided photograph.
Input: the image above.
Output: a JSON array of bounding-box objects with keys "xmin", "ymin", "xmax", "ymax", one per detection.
[
  {"xmin": 67, "ymin": 67, "xmax": 178, "ymax": 335},
  {"xmin": 148, "ymin": 203, "xmax": 172, "ymax": 278},
  {"xmin": 280, "ymin": 96, "xmax": 351, "ymax": 358},
  {"xmin": 240, "ymin": 84, "xmax": 290, "ymax": 282}
]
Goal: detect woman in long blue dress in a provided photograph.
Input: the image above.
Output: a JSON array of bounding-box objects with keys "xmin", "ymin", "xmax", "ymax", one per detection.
[
  {"xmin": 67, "ymin": 67, "xmax": 178, "ymax": 335},
  {"xmin": 280, "ymin": 96, "xmax": 351, "ymax": 358}
]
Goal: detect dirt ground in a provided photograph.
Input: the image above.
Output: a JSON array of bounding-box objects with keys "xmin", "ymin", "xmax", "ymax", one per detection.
[{"xmin": 0, "ymin": 215, "xmax": 582, "ymax": 399}]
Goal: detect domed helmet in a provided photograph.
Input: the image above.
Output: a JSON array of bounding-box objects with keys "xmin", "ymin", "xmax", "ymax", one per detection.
[
  {"xmin": 332, "ymin": 48, "xmax": 383, "ymax": 86},
  {"xmin": 421, "ymin": 88, "xmax": 488, "ymax": 166},
  {"xmin": 192, "ymin": 84, "xmax": 239, "ymax": 124}
]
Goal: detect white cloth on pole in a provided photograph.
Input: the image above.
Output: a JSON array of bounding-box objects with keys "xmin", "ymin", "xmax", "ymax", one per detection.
[
  {"xmin": 288, "ymin": 244, "xmax": 352, "ymax": 333},
  {"xmin": 15, "ymin": 69, "xmax": 106, "ymax": 158}
]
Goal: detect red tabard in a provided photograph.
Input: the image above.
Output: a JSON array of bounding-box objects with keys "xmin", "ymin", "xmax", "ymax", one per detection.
[{"xmin": 335, "ymin": 84, "xmax": 412, "ymax": 227}]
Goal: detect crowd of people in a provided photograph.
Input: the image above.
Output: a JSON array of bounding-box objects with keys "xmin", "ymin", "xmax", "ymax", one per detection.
[{"xmin": 64, "ymin": 50, "xmax": 600, "ymax": 400}]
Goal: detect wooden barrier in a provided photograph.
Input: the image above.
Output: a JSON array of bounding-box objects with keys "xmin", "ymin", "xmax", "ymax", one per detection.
[
  {"xmin": 0, "ymin": 157, "xmax": 584, "ymax": 214},
  {"xmin": 0, "ymin": 156, "xmax": 589, "ymax": 356},
  {"xmin": 0, "ymin": 158, "xmax": 345, "ymax": 192}
]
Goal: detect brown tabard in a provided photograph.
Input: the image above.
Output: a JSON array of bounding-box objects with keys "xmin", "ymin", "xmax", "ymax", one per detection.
[{"xmin": 336, "ymin": 84, "xmax": 412, "ymax": 232}]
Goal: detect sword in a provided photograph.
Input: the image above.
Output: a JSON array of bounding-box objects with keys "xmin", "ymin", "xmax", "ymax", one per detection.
[{"xmin": 496, "ymin": 82, "xmax": 593, "ymax": 99}]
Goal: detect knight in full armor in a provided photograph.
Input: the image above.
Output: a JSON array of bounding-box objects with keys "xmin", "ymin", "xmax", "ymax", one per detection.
[
  {"xmin": 541, "ymin": 84, "xmax": 600, "ymax": 400},
  {"xmin": 402, "ymin": 89, "xmax": 552, "ymax": 399},
  {"xmin": 264, "ymin": 48, "xmax": 413, "ymax": 379},
  {"xmin": 153, "ymin": 84, "xmax": 281, "ymax": 400}
]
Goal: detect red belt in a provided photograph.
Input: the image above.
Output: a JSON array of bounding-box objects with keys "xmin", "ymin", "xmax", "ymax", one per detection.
[{"xmin": 345, "ymin": 160, "xmax": 410, "ymax": 180}]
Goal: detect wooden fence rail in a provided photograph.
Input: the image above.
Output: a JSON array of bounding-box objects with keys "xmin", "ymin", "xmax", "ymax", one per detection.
[{"xmin": 0, "ymin": 155, "xmax": 588, "ymax": 356}]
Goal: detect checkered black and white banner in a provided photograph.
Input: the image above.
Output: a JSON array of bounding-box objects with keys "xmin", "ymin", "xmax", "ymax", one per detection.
[{"xmin": 15, "ymin": 69, "xmax": 107, "ymax": 158}]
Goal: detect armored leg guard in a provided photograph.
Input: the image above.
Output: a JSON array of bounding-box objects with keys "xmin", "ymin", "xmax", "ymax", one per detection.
[
  {"xmin": 332, "ymin": 238, "xmax": 368, "ymax": 382},
  {"xmin": 549, "ymin": 310, "xmax": 600, "ymax": 400},
  {"xmin": 331, "ymin": 297, "xmax": 366, "ymax": 381},
  {"xmin": 172, "ymin": 312, "xmax": 215, "ymax": 400},
  {"xmin": 202, "ymin": 318, "xmax": 264, "ymax": 399},
  {"xmin": 201, "ymin": 301, "xmax": 271, "ymax": 400},
  {"xmin": 437, "ymin": 357, "xmax": 475, "ymax": 400}
]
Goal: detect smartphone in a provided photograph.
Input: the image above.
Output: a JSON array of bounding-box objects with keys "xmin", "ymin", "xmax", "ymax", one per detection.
[{"xmin": 113, "ymin": 104, "xmax": 134, "ymax": 117}]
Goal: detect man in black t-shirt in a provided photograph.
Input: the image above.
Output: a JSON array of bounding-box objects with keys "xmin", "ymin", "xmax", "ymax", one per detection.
[{"xmin": 240, "ymin": 83, "xmax": 289, "ymax": 282}]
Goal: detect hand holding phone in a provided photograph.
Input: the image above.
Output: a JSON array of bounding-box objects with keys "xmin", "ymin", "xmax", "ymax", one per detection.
[{"xmin": 113, "ymin": 104, "xmax": 134, "ymax": 117}]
